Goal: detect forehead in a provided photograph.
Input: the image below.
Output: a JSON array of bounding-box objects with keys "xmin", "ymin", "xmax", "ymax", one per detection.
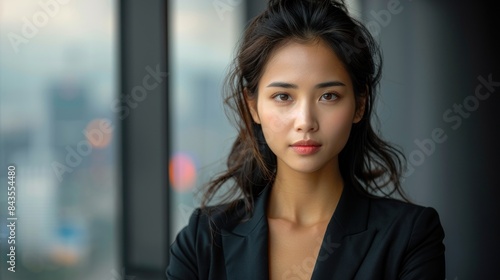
[{"xmin": 259, "ymin": 39, "xmax": 352, "ymax": 87}]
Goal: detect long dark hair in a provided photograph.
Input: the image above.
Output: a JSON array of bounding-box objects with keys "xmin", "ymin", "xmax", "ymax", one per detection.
[{"xmin": 201, "ymin": 0, "xmax": 408, "ymax": 218}]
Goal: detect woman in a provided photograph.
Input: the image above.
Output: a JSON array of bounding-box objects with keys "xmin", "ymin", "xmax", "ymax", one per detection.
[{"xmin": 167, "ymin": 0, "xmax": 445, "ymax": 279}]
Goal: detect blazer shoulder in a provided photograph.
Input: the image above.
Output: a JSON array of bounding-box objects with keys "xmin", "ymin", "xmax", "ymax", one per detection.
[
  {"xmin": 177, "ymin": 199, "xmax": 248, "ymax": 242},
  {"xmin": 366, "ymin": 196, "xmax": 445, "ymax": 241},
  {"xmin": 167, "ymin": 203, "xmax": 243, "ymax": 280},
  {"xmin": 368, "ymin": 196, "xmax": 440, "ymax": 221},
  {"xmin": 364, "ymin": 196, "xmax": 446, "ymax": 278}
]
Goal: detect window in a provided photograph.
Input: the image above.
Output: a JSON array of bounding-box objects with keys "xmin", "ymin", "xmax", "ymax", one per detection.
[
  {"xmin": 0, "ymin": 1, "xmax": 119, "ymax": 279},
  {"xmin": 168, "ymin": 0, "xmax": 244, "ymax": 239}
]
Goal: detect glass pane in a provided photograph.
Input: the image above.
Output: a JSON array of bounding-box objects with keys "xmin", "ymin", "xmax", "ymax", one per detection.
[
  {"xmin": 0, "ymin": 1, "xmax": 119, "ymax": 279},
  {"xmin": 169, "ymin": 1, "xmax": 244, "ymax": 239}
]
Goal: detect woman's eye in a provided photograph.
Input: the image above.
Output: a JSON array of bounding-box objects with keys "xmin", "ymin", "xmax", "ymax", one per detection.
[
  {"xmin": 273, "ymin": 93, "xmax": 291, "ymax": 102},
  {"xmin": 320, "ymin": 93, "xmax": 338, "ymax": 101}
]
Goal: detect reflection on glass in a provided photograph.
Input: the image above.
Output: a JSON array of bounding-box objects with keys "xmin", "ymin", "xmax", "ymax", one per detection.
[
  {"xmin": 0, "ymin": 0, "xmax": 119, "ymax": 279},
  {"xmin": 169, "ymin": 1, "xmax": 243, "ymax": 239}
]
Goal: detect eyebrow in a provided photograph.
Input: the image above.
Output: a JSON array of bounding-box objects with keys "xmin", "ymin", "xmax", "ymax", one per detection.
[{"xmin": 266, "ymin": 81, "xmax": 346, "ymax": 89}]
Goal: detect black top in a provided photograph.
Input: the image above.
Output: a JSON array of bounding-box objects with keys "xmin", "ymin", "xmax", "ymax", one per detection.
[{"xmin": 166, "ymin": 184, "xmax": 446, "ymax": 279}]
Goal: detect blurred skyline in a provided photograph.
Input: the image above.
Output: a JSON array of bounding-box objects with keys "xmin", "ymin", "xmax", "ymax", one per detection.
[{"xmin": 0, "ymin": 0, "xmax": 119, "ymax": 279}]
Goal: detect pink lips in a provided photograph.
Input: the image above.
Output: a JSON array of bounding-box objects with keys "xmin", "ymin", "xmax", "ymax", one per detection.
[{"xmin": 290, "ymin": 140, "xmax": 322, "ymax": 155}]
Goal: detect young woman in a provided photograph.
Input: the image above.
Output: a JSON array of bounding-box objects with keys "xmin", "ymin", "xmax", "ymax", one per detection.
[{"xmin": 167, "ymin": 0, "xmax": 445, "ymax": 279}]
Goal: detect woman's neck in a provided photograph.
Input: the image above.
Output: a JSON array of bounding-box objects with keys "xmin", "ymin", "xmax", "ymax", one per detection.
[{"xmin": 267, "ymin": 159, "xmax": 344, "ymax": 227}]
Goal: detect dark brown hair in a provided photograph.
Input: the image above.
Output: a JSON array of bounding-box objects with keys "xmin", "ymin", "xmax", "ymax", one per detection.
[{"xmin": 201, "ymin": 0, "xmax": 408, "ymax": 218}]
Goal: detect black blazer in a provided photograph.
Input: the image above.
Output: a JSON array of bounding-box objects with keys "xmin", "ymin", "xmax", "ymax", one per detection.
[{"xmin": 167, "ymin": 184, "xmax": 445, "ymax": 279}]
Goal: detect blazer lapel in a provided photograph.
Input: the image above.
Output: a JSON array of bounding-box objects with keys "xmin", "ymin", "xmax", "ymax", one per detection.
[
  {"xmin": 221, "ymin": 184, "xmax": 377, "ymax": 280},
  {"xmin": 221, "ymin": 187, "xmax": 271, "ymax": 280},
  {"xmin": 312, "ymin": 186, "xmax": 377, "ymax": 279}
]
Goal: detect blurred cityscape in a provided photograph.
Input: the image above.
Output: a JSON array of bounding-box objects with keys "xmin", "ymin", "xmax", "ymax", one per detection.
[
  {"xmin": 0, "ymin": 0, "xmax": 119, "ymax": 279},
  {"xmin": 0, "ymin": 0, "xmax": 243, "ymax": 278},
  {"xmin": 168, "ymin": 0, "xmax": 243, "ymax": 239}
]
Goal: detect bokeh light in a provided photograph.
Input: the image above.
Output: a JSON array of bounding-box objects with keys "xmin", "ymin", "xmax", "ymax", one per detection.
[
  {"xmin": 169, "ymin": 152, "xmax": 197, "ymax": 192},
  {"xmin": 84, "ymin": 118, "xmax": 113, "ymax": 148}
]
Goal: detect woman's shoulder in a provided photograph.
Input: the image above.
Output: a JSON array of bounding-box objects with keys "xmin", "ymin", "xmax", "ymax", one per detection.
[
  {"xmin": 368, "ymin": 195, "xmax": 439, "ymax": 216},
  {"xmin": 178, "ymin": 199, "xmax": 248, "ymax": 239},
  {"xmin": 167, "ymin": 201, "xmax": 245, "ymax": 275},
  {"xmin": 365, "ymin": 194, "xmax": 443, "ymax": 235},
  {"xmin": 168, "ymin": 201, "xmax": 248, "ymax": 279}
]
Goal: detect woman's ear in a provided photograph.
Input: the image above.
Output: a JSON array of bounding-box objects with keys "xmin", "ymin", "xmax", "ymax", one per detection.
[
  {"xmin": 245, "ymin": 88, "xmax": 261, "ymax": 124},
  {"xmin": 353, "ymin": 91, "xmax": 367, "ymax": 124}
]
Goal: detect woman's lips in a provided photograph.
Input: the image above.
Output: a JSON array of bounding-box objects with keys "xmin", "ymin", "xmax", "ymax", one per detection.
[{"xmin": 290, "ymin": 140, "xmax": 322, "ymax": 155}]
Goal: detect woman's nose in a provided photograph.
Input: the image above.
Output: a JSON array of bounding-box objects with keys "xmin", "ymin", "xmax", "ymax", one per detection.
[{"xmin": 294, "ymin": 102, "xmax": 318, "ymax": 132}]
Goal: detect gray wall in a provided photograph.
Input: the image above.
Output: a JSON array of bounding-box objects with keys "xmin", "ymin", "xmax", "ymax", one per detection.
[{"xmin": 362, "ymin": 0, "xmax": 500, "ymax": 278}]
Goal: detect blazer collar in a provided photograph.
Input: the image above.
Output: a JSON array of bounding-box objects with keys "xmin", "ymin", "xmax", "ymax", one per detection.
[
  {"xmin": 311, "ymin": 185, "xmax": 376, "ymax": 279},
  {"xmin": 228, "ymin": 184, "xmax": 272, "ymax": 237},
  {"xmin": 220, "ymin": 185, "xmax": 271, "ymax": 279},
  {"xmin": 221, "ymin": 184, "xmax": 376, "ymax": 279}
]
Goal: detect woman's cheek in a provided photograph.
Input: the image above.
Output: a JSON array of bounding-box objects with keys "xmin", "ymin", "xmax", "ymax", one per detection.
[
  {"xmin": 261, "ymin": 111, "xmax": 291, "ymax": 143},
  {"xmin": 326, "ymin": 111, "xmax": 354, "ymax": 145}
]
